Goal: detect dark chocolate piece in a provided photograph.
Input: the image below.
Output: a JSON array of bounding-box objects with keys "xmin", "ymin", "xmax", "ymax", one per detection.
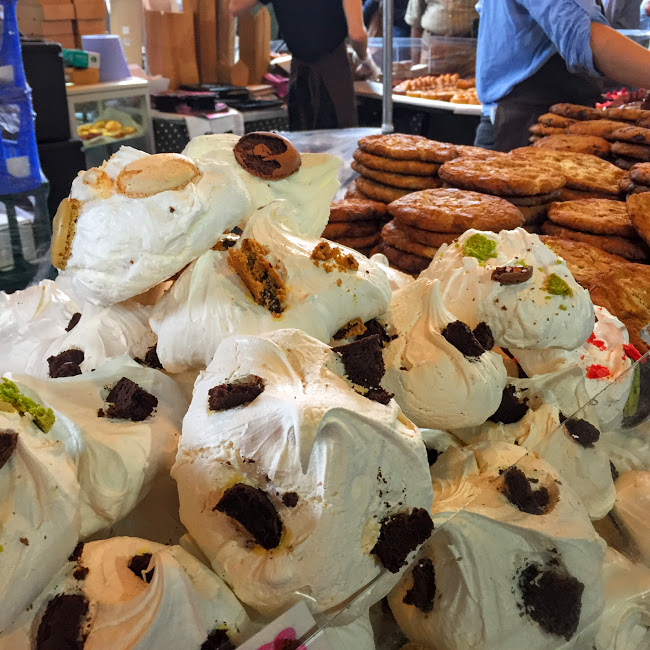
[
  {"xmin": 47, "ymin": 348, "xmax": 84, "ymax": 378},
  {"xmin": 518, "ymin": 564, "xmax": 584, "ymax": 641},
  {"xmin": 208, "ymin": 375, "xmax": 265, "ymax": 411},
  {"xmin": 73, "ymin": 566, "xmax": 89, "ymax": 581},
  {"xmin": 201, "ymin": 629, "xmax": 234, "ymax": 650},
  {"xmin": 371, "ymin": 508, "xmax": 434, "ymax": 573},
  {"xmin": 101, "ymin": 377, "xmax": 158, "ymax": 422},
  {"xmin": 233, "ymin": 132, "xmax": 301, "ymax": 180},
  {"xmin": 489, "ymin": 386, "xmax": 529, "ymax": 424},
  {"xmin": 426, "ymin": 447, "xmax": 441, "ymax": 467},
  {"xmin": 491, "ymin": 265, "xmax": 533, "ymax": 285},
  {"xmin": 335, "ymin": 334, "xmax": 385, "ymax": 389},
  {"xmin": 214, "ymin": 483, "xmax": 283, "ymax": 550},
  {"xmin": 609, "ymin": 461, "xmax": 619, "ymax": 482},
  {"xmin": 140, "ymin": 345, "xmax": 163, "ymax": 370},
  {"xmin": 502, "ymin": 467, "xmax": 550, "ymax": 515},
  {"xmin": 365, "ymin": 386, "xmax": 394, "ymax": 405},
  {"xmin": 361, "ymin": 318, "xmax": 393, "ymax": 346},
  {"xmin": 564, "ymin": 418, "xmax": 600, "ymax": 448},
  {"xmin": 472, "ymin": 322, "xmax": 494, "ymax": 351},
  {"xmin": 66, "ymin": 312, "xmax": 82, "ymax": 332},
  {"xmin": 0, "ymin": 429, "xmax": 18, "ymax": 470},
  {"xmin": 281, "ymin": 492, "xmax": 299, "ymax": 508},
  {"xmin": 403, "ymin": 558, "xmax": 437, "ymax": 613},
  {"xmin": 441, "ymin": 320, "xmax": 486, "ymax": 358},
  {"xmin": 36, "ymin": 593, "xmax": 89, "ymax": 650},
  {"xmin": 128, "ymin": 553, "xmax": 155, "ymax": 583},
  {"xmin": 68, "ymin": 542, "xmax": 85, "ymax": 562}
]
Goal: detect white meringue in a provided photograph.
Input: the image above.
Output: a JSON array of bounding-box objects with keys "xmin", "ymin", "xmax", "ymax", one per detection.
[
  {"xmin": 8, "ymin": 356, "xmax": 187, "ymax": 538},
  {"xmin": 182, "ymin": 133, "xmax": 342, "ymax": 237},
  {"xmin": 388, "ymin": 442, "xmax": 606, "ymax": 650},
  {"xmin": 0, "ymin": 409, "xmax": 80, "ymax": 635},
  {"xmin": 612, "ymin": 471, "xmax": 650, "ymax": 565},
  {"xmin": 151, "ymin": 202, "xmax": 392, "ymax": 373},
  {"xmin": 0, "ymin": 280, "xmax": 155, "ymax": 379},
  {"xmin": 369, "ymin": 253, "xmax": 415, "ymax": 291},
  {"xmin": 56, "ymin": 147, "xmax": 251, "ymax": 306},
  {"xmin": 173, "ymin": 329, "xmax": 434, "ymax": 620},
  {"xmin": 422, "ymin": 228, "xmax": 595, "ymax": 349},
  {"xmin": 381, "ymin": 278, "xmax": 507, "ymax": 430},
  {"xmin": 0, "ymin": 536, "xmax": 250, "ymax": 649}
]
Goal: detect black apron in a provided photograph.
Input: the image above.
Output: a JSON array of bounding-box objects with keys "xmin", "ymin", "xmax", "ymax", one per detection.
[
  {"xmin": 493, "ymin": 53, "xmax": 603, "ymax": 151},
  {"xmin": 288, "ymin": 41, "xmax": 358, "ymax": 131}
]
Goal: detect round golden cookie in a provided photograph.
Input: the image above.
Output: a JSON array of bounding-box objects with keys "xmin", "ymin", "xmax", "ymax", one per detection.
[
  {"xmin": 611, "ymin": 141, "xmax": 650, "ymax": 161},
  {"xmin": 509, "ymin": 148, "xmax": 625, "ymax": 195},
  {"xmin": 629, "ymin": 162, "xmax": 650, "ymax": 186},
  {"xmin": 636, "ymin": 115, "xmax": 650, "ymax": 129},
  {"xmin": 453, "ymin": 145, "xmax": 504, "ymax": 160},
  {"xmin": 547, "ymin": 199, "xmax": 637, "ymax": 238},
  {"xmin": 322, "ymin": 220, "xmax": 379, "ymax": 239},
  {"xmin": 549, "ymin": 103, "xmax": 606, "ymax": 121},
  {"xmin": 566, "ymin": 119, "xmax": 629, "ymax": 140},
  {"xmin": 438, "ymin": 156, "xmax": 565, "ymax": 197},
  {"xmin": 557, "ymin": 187, "xmax": 620, "ymax": 201},
  {"xmin": 537, "ymin": 113, "xmax": 577, "ymax": 128},
  {"xmin": 607, "ymin": 106, "xmax": 650, "ymax": 122},
  {"xmin": 329, "ymin": 198, "xmax": 387, "ymax": 222},
  {"xmin": 51, "ymin": 198, "xmax": 81, "ymax": 270},
  {"xmin": 388, "ymin": 188, "xmax": 525, "ymax": 233},
  {"xmin": 381, "ymin": 242, "xmax": 432, "ymax": 274},
  {"xmin": 334, "ymin": 233, "xmax": 381, "ymax": 249},
  {"xmin": 381, "ymin": 221, "xmax": 439, "ymax": 258},
  {"xmin": 626, "ymin": 192, "xmax": 650, "ymax": 247},
  {"xmin": 541, "ymin": 221, "xmax": 648, "ymax": 261},
  {"xmin": 351, "ymin": 160, "xmax": 443, "ymax": 190},
  {"xmin": 116, "ymin": 153, "xmax": 199, "ymax": 197},
  {"xmin": 612, "ymin": 124, "xmax": 650, "ymax": 146},
  {"xmin": 500, "ymin": 189, "xmax": 561, "ymax": 206},
  {"xmin": 391, "ymin": 219, "xmax": 458, "ymax": 247},
  {"xmin": 358, "ymin": 134, "xmax": 458, "ymax": 163},
  {"xmin": 355, "ymin": 176, "xmax": 412, "ymax": 203},
  {"xmin": 352, "ymin": 148, "xmax": 440, "ymax": 176},
  {"xmin": 532, "ymin": 134, "xmax": 611, "ymax": 158},
  {"xmin": 529, "ymin": 124, "xmax": 565, "ymax": 136}
]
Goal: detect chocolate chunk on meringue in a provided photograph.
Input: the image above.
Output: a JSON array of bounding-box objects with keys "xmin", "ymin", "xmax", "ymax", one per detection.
[
  {"xmin": 208, "ymin": 375, "xmax": 265, "ymax": 411},
  {"xmin": 47, "ymin": 349, "xmax": 84, "ymax": 378},
  {"xmin": 491, "ymin": 265, "xmax": 533, "ymax": 285},
  {"xmin": 403, "ymin": 558, "xmax": 437, "ymax": 613},
  {"xmin": 0, "ymin": 429, "xmax": 18, "ymax": 470},
  {"xmin": 100, "ymin": 377, "xmax": 158, "ymax": 422},
  {"xmin": 564, "ymin": 417, "xmax": 600, "ymax": 448}
]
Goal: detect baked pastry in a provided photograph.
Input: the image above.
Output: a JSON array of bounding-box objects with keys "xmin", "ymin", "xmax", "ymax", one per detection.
[
  {"xmin": 566, "ymin": 119, "xmax": 628, "ymax": 140},
  {"xmin": 547, "ymin": 199, "xmax": 637, "ymax": 238},
  {"xmin": 537, "ymin": 112, "xmax": 577, "ymax": 128},
  {"xmin": 422, "ymin": 228, "xmax": 595, "ymax": 350},
  {"xmin": 387, "ymin": 219, "xmax": 457, "ymax": 247},
  {"xmin": 173, "ymin": 328, "xmax": 434, "ymax": 619},
  {"xmin": 529, "ymin": 124, "xmax": 566, "ymax": 136},
  {"xmin": 611, "ymin": 141, "xmax": 650, "ymax": 161},
  {"xmin": 612, "ymin": 124, "xmax": 650, "ymax": 146},
  {"xmin": 381, "ymin": 221, "xmax": 439, "ymax": 258},
  {"xmin": 381, "ymin": 278, "xmax": 507, "ymax": 429},
  {"xmin": 380, "ymin": 242, "xmax": 432, "ymax": 274},
  {"xmin": 355, "ymin": 176, "xmax": 413, "ymax": 203},
  {"xmin": 626, "ymin": 192, "xmax": 650, "ymax": 246},
  {"xmin": 533, "ymin": 134, "xmax": 611, "ymax": 157},
  {"xmin": 358, "ymin": 134, "xmax": 457, "ymax": 163},
  {"xmin": 351, "ymin": 160, "xmax": 443, "ymax": 190},
  {"xmin": 352, "ymin": 148, "xmax": 440, "ymax": 175},
  {"xmin": 550, "ymin": 103, "xmax": 606, "ymax": 121},
  {"xmin": 329, "ymin": 198, "xmax": 387, "ymax": 222}
]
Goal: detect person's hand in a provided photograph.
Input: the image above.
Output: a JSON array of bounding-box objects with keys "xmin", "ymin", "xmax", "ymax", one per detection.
[{"xmin": 355, "ymin": 53, "xmax": 381, "ymax": 81}]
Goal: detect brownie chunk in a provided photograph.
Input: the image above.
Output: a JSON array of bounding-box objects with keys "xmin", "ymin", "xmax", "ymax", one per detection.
[
  {"xmin": 65, "ymin": 312, "xmax": 82, "ymax": 332},
  {"xmin": 489, "ymin": 386, "xmax": 529, "ymax": 424},
  {"xmin": 362, "ymin": 318, "xmax": 393, "ymax": 346},
  {"xmin": 281, "ymin": 492, "xmax": 299, "ymax": 508},
  {"xmin": 47, "ymin": 349, "xmax": 84, "ymax": 378},
  {"xmin": 0, "ymin": 429, "xmax": 18, "ymax": 470},
  {"xmin": 472, "ymin": 321, "xmax": 494, "ymax": 351},
  {"xmin": 233, "ymin": 131, "xmax": 301, "ymax": 180},
  {"xmin": 208, "ymin": 375, "xmax": 265, "ymax": 411},
  {"xmin": 128, "ymin": 553, "xmax": 155, "ymax": 583},
  {"xmin": 73, "ymin": 566, "xmax": 89, "ymax": 581},
  {"xmin": 371, "ymin": 508, "xmax": 434, "ymax": 573},
  {"xmin": 201, "ymin": 629, "xmax": 234, "ymax": 650},
  {"xmin": 136, "ymin": 345, "xmax": 163, "ymax": 370},
  {"xmin": 441, "ymin": 320, "xmax": 487, "ymax": 358},
  {"xmin": 365, "ymin": 386, "xmax": 394, "ymax": 405},
  {"xmin": 502, "ymin": 467, "xmax": 550, "ymax": 515},
  {"xmin": 564, "ymin": 418, "xmax": 600, "ymax": 447},
  {"xmin": 518, "ymin": 564, "xmax": 584, "ymax": 640},
  {"xmin": 491, "ymin": 265, "xmax": 533, "ymax": 285},
  {"xmin": 214, "ymin": 483, "xmax": 283, "ymax": 550},
  {"xmin": 403, "ymin": 558, "xmax": 437, "ymax": 613},
  {"xmin": 101, "ymin": 377, "xmax": 158, "ymax": 422},
  {"xmin": 336, "ymin": 334, "xmax": 385, "ymax": 389},
  {"xmin": 68, "ymin": 542, "xmax": 85, "ymax": 562},
  {"xmin": 36, "ymin": 593, "xmax": 89, "ymax": 650},
  {"xmin": 426, "ymin": 447, "xmax": 442, "ymax": 466}
]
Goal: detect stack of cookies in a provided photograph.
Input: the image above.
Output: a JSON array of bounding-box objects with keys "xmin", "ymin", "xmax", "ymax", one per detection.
[
  {"xmin": 609, "ymin": 121, "xmax": 650, "ymax": 170},
  {"xmin": 379, "ymin": 187, "xmax": 525, "ymax": 275},
  {"xmin": 323, "ymin": 199, "xmax": 387, "ymax": 257},
  {"xmin": 619, "ymin": 162, "xmax": 650, "ymax": 196},
  {"xmin": 348, "ymin": 134, "xmax": 457, "ymax": 204},
  {"xmin": 540, "ymin": 198, "xmax": 649, "ymax": 262},
  {"xmin": 437, "ymin": 154, "xmax": 566, "ymax": 228}
]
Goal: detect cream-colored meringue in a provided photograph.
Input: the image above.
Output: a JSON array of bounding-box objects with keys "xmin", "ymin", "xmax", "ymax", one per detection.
[
  {"xmin": 8, "ymin": 356, "xmax": 187, "ymax": 538},
  {"xmin": 0, "ymin": 280, "xmax": 155, "ymax": 379},
  {"xmin": 182, "ymin": 133, "xmax": 342, "ymax": 237},
  {"xmin": 173, "ymin": 329, "xmax": 433, "ymax": 621},
  {"xmin": 422, "ymin": 228, "xmax": 594, "ymax": 350},
  {"xmin": 56, "ymin": 147, "xmax": 251, "ymax": 306},
  {"xmin": 0, "ymin": 409, "xmax": 80, "ymax": 635},
  {"xmin": 370, "ymin": 253, "xmax": 415, "ymax": 291},
  {"xmin": 0, "ymin": 536, "xmax": 250, "ymax": 649},
  {"xmin": 612, "ymin": 471, "xmax": 650, "ymax": 565},
  {"xmin": 513, "ymin": 306, "xmax": 635, "ymax": 428},
  {"xmin": 151, "ymin": 202, "xmax": 392, "ymax": 372},
  {"xmin": 388, "ymin": 442, "xmax": 606, "ymax": 650},
  {"xmin": 381, "ymin": 278, "xmax": 507, "ymax": 430}
]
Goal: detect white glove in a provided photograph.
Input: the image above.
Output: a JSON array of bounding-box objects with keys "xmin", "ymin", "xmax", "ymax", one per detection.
[{"xmin": 355, "ymin": 54, "xmax": 382, "ymax": 81}]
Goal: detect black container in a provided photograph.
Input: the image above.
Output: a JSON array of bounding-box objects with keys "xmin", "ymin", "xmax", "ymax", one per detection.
[
  {"xmin": 37, "ymin": 139, "xmax": 85, "ymax": 219},
  {"xmin": 21, "ymin": 39, "xmax": 71, "ymax": 144}
]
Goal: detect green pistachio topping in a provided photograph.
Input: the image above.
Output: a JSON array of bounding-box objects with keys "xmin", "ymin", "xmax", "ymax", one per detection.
[
  {"xmin": 545, "ymin": 273, "xmax": 573, "ymax": 297},
  {"xmin": 0, "ymin": 378, "xmax": 55, "ymax": 433},
  {"xmin": 559, "ymin": 304, "xmax": 567, "ymax": 311},
  {"xmin": 461, "ymin": 233, "xmax": 497, "ymax": 263}
]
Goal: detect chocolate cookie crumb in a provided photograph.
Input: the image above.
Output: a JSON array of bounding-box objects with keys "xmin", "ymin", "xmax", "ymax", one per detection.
[
  {"xmin": 19, "ymin": 537, "xmax": 29, "ymax": 546},
  {"xmin": 333, "ymin": 317, "xmax": 367, "ymax": 340},
  {"xmin": 492, "ymin": 266, "xmax": 534, "ymax": 285},
  {"xmin": 426, "ymin": 447, "xmax": 442, "ymax": 466},
  {"xmin": 281, "ymin": 492, "xmax": 299, "ymax": 508},
  {"xmin": 47, "ymin": 348, "xmax": 84, "ymax": 378},
  {"xmin": 489, "ymin": 386, "xmax": 530, "ymax": 424},
  {"xmin": 138, "ymin": 345, "xmax": 163, "ymax": 369},
  {"xmin": 215, "ymin": 483, "xmax": 283, "ymax": 550},
  {"xmin": 68, "ymin": 542, "xmax": 85, "ymax": 562},
  {"xmin": 403, "ymin": 558, "xmax": 437, "ymax": 613},
  {"xmin": 564, "ymin": 418, "xmax": 600, "ymax": 447},
  {"xmin": 365, "ymin": 386, "xmax": 394, "ymax": 405},
  {"xmin": 518, "ymin": 564, "xmax": 584, "ymax": 640},
  {"xmin": 100, "ymin": 377, "xmax": 158, "ymax": 422},
  {"xmin": 208, "ymin": 375, "xmax": 265, "ymax": 411},
  {"xmin": 362, "ymin": 318, "xmax": 393, "ymax": 346},
  {"xmin": 336, "ymin": 334, "xmax": 386, "ymax": 389},
  {"xmin": 65, "ymin": 312, "xmax": 82, "ymax": 332},
  {"xmin": 502, "ymin": 467, "xmax": 550, "ymax": 515},
  {"xmin": 73, "ymin": 566, "xmax": 89, "ymax": 581},
  {"xmin": 311, "ymin": 241, "xmax": 359, "ymax": 273},
  {"xmin": 0, "ymin": 429, "xmax": 19, "ymax": 470},
  {"xmin": 201, "ymin": 628, "xmax": 234, "ymax": 650},
  {"xmin": 36, "ymin": 593, "xmax": 89, "ymax": 650},
  {"xmin": 441, "ymin": 320, "xmax": 486, "ymax": 358},
  {"xmin": 473, "ymin": 322, "xmax": 495, "ymax": 351},
  {"xmin": 128, "ymin": 553, "xmax": 155, "ymax": 583},
  {"xmin": 234, "ymin": 131, "xmax": 301, "ymax": 180},
  {"xmin": 371, "ymin": 508, "xmax": 434, "ymax": 573}
]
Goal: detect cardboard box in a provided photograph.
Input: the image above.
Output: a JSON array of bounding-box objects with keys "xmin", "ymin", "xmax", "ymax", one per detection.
[
  {"xmin": 110, "ymin": 0, "xmax": 144, "ymax": 66},
  {"xmin": 17, "ymin": 1, "xmax": 75, "ymax": 22},
  {"xmin": 72, "ymin": 0, "xmax": 106, "ymax": 20},
  {"xmin": 74, "ymin": 18, "xmax": 106, "ymax": 46},
  {"xmin": 17, "ymin": 15, "xmax": 75, "ymax": 38}
]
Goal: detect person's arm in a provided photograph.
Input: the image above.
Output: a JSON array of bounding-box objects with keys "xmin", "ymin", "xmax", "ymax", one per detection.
[
  {"xmin": 411, "ymin": 25, "xmax": 424, "ymax": 64},
  {"xmin": 229, "ymin": 0, "xmax": 259, "ymax": 18},
  {"xmin": 591, "ymin": 21, "xmax": 650, "ymax": 87},
  {"xmin": 343, "ymin": 0, "xmax": 368, "ymax": 60}
]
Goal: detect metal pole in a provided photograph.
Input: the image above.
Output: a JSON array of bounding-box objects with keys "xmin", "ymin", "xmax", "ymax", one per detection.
[{"xmin": 381, "ymin": 0, "xmax": 394, "ymax": 134}]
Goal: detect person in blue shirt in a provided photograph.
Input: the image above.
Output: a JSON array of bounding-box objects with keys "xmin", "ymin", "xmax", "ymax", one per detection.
[{"xmin": 476, "ymin": 0, "xmax": 650, "ymax": 150}]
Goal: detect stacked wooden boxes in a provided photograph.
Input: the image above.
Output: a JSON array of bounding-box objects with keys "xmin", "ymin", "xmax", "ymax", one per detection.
[
  {"xmin": 17, "ymin": 0, "xmax": 76, "ymax": 49},
  {"xmin": 72, "ymin": 0, "xmax": 107, "ymax": 48}
]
